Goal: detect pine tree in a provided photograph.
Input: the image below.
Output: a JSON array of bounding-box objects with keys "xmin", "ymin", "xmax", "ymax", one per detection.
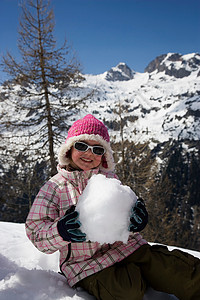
[{"xmin": 144, "ymin": 141, "xmax": 200, "ymax": 250}]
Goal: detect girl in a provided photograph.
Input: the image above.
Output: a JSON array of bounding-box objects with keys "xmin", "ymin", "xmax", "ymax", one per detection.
[{"xmin": 25, "ymin": 114, "xmax": 200, "ymax": 300}]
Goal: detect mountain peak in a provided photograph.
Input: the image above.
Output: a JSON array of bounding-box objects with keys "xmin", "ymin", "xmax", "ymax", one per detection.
[
  {"xmin": 105, "ymin": 62, "xmax": 135, "ymax": 81},
  {"xmin": 144, "ymin": 53, "xmax": 200, "ymax": 78}
]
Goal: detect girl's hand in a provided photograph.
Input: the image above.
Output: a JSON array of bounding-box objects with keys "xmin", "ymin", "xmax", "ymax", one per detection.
[
  {"xmin": 57, "ymin": 205, "xmax": 86, "ymax": 242},
  {"xmin": 129, "ymin": 198, "xmax": 148, "ymax": 232}
]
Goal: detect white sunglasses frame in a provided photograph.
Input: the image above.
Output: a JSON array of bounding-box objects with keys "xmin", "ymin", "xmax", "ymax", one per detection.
[{"xmin": 74, "ymin": 141, "xmax": 106, "ymax": 156}]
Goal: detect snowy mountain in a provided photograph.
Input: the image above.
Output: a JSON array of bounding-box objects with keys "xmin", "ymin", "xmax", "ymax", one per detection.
[
  {"xmin": 75, "ymin": 52, "xmax": 200, "ymax": 147},
  {"xmin": 1, "ymin": 221, "xmax": 199, "ymax": 300},
  {"xmin": 1, "ymin": 52, "xmax": 200, "ymax": 150},
  {"xmin": 144, "ymin": 53, "xmax": 200, "ymax": 78}
]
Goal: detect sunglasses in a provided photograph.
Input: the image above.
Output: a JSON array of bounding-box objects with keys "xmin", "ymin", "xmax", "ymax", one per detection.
[{"xmin": 74, "ymin": 141, "xmax": 106, "ymax": 156}]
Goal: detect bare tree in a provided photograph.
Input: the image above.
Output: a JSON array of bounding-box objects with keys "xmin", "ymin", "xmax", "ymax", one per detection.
[{"xmin": 1, "ymin": 0, "xmax": 85, "ymax": 176}]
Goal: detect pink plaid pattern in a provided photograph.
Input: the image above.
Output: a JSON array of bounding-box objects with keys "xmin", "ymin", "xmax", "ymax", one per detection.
[{"xmin": 25, "ymin": 166, "xmax": 147, "ymax": 287}]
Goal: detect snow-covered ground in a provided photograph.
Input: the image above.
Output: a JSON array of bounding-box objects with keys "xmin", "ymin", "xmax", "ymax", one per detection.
[{"xmin": 0, "ymin": 221, "xmax": 199, "ymax": 300}]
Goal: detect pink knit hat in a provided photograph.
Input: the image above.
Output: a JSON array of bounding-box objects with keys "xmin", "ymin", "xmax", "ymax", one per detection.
[{"xmin": 58, "ymin": 114, "xmax": 115, "ymax": 171}]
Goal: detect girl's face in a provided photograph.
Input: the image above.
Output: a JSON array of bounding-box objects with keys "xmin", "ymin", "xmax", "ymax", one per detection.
[{"xmin": 71, "ymin": 140, "xmax": 103, "ymax": 171}]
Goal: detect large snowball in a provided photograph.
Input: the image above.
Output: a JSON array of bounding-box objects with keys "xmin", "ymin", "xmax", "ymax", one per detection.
[{"xmin": 76, "ymin": 174, "xmax": 137, "ymax": 244}]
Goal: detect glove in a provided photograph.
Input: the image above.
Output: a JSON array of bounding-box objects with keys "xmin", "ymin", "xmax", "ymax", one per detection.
[
  {"xmin": 129, "ymin": 198, "xmax": 148, "ymax": 232},
  {"xmin": 57, "ymin": 205, "xmax": 86, "ymax": 242}
]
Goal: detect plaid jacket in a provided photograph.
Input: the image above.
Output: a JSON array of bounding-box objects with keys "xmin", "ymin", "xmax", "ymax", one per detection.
[{"xmin": 25, "ymin": 165, "xmax": 147, "ymax": 287}]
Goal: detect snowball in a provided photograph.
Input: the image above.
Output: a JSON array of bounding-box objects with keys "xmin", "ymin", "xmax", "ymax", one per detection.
[{"xmin": 76, "ymin": 174, "xmax": 137, "ymax": 244}]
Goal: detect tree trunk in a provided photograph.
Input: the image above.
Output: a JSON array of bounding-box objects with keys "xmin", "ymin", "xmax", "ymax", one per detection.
[{"xmin": 37, "ymin": 0, "xmax": 56, "ymax": 176}]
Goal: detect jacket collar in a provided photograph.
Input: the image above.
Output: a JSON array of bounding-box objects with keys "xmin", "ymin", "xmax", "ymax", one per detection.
[{"xmin": 57, "ymin": 164, "xmax": 99, "ymax": 181}]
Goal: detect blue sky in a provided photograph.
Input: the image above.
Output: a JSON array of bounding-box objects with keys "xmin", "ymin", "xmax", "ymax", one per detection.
[{"xmin": 0, "ymin": 0, "xmax": 199, "ymax": 81}]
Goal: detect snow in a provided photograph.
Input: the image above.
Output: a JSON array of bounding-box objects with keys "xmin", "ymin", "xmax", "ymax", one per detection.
[
  {"xmin": 0, "ymin": 221, "xmax": 200, "ymax": 300},
  {"xmin": 0, "ymin": 222, "xmax": 93, "ymax": 300},
  {"xmin": 183, "ymin": 53, "xmax": 200, "ymax": 60},
  {"xmin": 76, "ymin": 174, "xmax": 137, "ymax": 244}
]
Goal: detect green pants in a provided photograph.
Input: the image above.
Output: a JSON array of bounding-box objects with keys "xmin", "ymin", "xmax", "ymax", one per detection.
[{"xmin": 77, "ymin": 244, "xmax": 200, "ymax": 300}]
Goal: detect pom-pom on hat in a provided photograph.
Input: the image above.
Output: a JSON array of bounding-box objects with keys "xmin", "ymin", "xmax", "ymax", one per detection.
[{"xmin": 58, "ymin": 114, "xmax": 115, "ymax": 171}]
